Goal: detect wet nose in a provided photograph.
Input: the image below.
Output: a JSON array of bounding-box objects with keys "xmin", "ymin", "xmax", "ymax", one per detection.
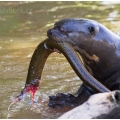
[{"xmin": 47, "ymin": 29, "xmax": 53, "ymax": 37}]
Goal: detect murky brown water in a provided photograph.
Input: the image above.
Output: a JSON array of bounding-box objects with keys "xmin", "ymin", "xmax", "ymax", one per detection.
[{"xmin": 0, "ymin": 1, "xmax": 120, "ymax": 119}]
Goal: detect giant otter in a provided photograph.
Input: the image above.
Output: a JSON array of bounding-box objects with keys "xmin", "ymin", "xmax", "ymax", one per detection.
[
  {"xmin": 47, "ymin": 18, "xmax": 120, "ymax": 107},
  {"xmin": 47, "ymin": 18, "xmax": 120, "ymax": 91},
  {"xmin": 14, "ymin": 18, "xmax": 120, "ymax": 108}
]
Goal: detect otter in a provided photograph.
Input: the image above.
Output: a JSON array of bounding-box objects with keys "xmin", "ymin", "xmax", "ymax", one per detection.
[
  {"xmin": 47, "ymin": 18, "xmax": 120, "ymax": 107},
  {"xmin": 47, "ymin": 18, "xmax": 120, "ymax": 92},
  {"xmin": 14, "ymin": 18, "xmax": 120, "ymax": 108}
]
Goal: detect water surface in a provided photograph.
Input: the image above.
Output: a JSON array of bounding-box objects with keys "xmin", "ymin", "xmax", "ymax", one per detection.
[{"xmin": 0, "ymin": 1, "xmax": 120, "ymax": 119}]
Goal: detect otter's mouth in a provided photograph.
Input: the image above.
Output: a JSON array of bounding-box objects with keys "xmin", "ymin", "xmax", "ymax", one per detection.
[
  {"xmin": 44, "ymin": 42, "xmax": 61, "ymax": 54},
  {"xmin": 54, "ymin": 48, "xmax": 61, "ymax": 54}
]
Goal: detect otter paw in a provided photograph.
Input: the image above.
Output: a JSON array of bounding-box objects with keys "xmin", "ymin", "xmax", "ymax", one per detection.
[{"xmin": 48, "ymin": 93, "xmax": 80, "ymax": 108}]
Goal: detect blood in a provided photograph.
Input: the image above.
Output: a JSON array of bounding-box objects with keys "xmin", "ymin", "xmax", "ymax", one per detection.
[
  {"xmin": 8, "ymin": 80, "xmax": 39, "ymax": 118},
  {"xmin": 25, "ymin": 84, "xmax": 38, "ymax": 103},
  {"xmin": 13, "ymin": 79, "xmax": 40, "ymax": 104},
  {"xmin": 54, "ymin": 48, "xmax": 61, "ymax": 54}
]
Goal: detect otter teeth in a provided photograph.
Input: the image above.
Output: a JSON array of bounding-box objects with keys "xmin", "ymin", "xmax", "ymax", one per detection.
[{"xmin": 44, "ymin": 43, "xmax": 48, "ymax": 49}]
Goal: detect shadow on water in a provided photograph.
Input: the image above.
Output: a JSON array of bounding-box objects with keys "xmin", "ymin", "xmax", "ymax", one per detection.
[{"xmin": 0, "ymin": 1, "xmax": 120, "ymax": 119}]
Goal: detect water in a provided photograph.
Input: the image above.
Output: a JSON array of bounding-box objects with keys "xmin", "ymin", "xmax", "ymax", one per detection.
[{"xmin": 0, "ymin": 1, "xmax": 120, "ymax": 119}]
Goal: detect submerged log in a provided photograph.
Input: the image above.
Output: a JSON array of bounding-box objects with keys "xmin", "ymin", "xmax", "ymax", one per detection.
[{"xmin": 58, "ymin": 90, "xmax": 120, "ymax": 119}]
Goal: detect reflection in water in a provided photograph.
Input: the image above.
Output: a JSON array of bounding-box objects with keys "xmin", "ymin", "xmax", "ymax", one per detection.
[{"xmin": 0, "ymin": 1, "xmax": 120, "ymax": 119}]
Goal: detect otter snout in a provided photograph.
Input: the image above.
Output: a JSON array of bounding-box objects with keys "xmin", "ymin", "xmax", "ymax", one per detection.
[{"xmin": 47, "ymin": 29, "xmax": 53, "ymax": 38}]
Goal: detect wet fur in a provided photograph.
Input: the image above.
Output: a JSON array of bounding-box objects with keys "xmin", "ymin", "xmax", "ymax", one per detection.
[
  {"xmin": 47, "ymin": 18, "xmax": 120, "ymax": 108},
  {"xmin": 48, "ymin": 18, "xmax": 120, "ymax": 91}
]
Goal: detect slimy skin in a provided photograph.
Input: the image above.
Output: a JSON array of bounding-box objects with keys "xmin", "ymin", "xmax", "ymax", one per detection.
[{"xmin": 14, "ymin": 36, "xmax": 109, "ymax": 104}]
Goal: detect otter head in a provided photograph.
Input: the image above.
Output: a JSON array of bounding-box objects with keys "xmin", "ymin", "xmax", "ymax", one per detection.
[{"xmin": 47, "ymin": 18, "xmax": 99, "ymax": 48}]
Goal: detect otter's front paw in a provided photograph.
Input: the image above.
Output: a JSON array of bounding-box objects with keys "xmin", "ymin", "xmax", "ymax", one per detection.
[{"xmin": 48, "ymin": 93, "xmax": 80, "ymax": 108}]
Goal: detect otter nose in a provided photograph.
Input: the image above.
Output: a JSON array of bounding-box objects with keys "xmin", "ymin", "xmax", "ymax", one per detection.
[{"xmin": 47, "ymin": 29, "xmax": 53, "ymax": 37}]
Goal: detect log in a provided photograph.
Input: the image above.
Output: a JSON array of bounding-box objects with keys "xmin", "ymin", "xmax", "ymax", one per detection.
[{"xmin": 58, "ymin": 90, "xmax": 120, "ymax": 119}]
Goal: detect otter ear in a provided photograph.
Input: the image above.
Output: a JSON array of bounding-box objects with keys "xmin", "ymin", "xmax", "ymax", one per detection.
[{"xmin": 88, "ymin": 26, "xmax": 95, "ymax": 35}]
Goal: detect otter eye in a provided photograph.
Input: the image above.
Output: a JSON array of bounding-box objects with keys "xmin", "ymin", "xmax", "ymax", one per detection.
[
  {"xmin": 88, "ymin": 26, "xmax": 95, "ymax": 35},
  {"xmin": 60, "ymin": 27, "xmax": 64, "ymax": 32}
]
